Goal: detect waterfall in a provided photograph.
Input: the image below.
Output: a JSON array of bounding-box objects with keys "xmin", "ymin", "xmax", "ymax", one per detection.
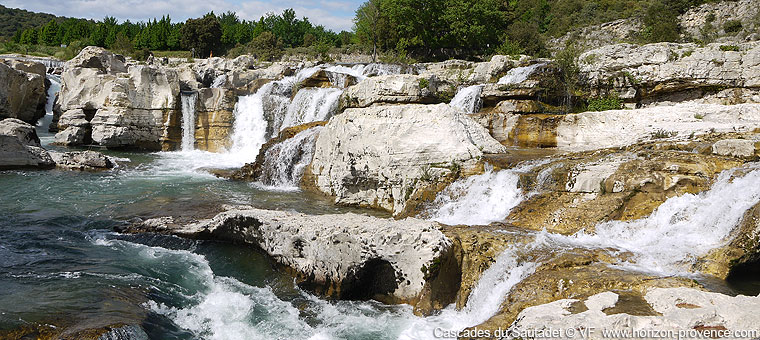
[
  {"xmin": 398, "ymin": 244, "xmax": 539, "ymax": 339},
  {"xmin": 279, "ymin": 88, "xmax": 342, "ymax": 132},
  {"xmin": 257, "ymin": 126, "xmax": 323, "ymax": 190},
  {"xmin": 497, "ymin": 63, "xmax": 547, "ymax": 85},
  {"xmin": 548, "ymin": 164, "xmax": 760, "ymax": 275},
  {"xmin": 38, "ymin": 74, "xmax": 61, "ymax": 130},
  {"xmin": 180, "ymin": 92, "xmax": 198, "ymax": 151},
  {"xmin": 427, "ymin": 161, "xmax": 544, "ymax": 226},
  {"xmin": 449, "ymin": 85, "xmax": 484, "ymax": 114},
  {"xmin": 227, "ymin": 90, "xmax": 271, "ymax": 161},
  {"xmin": 211, "ymin": 74, "xmax": 227, "ymax": 88}
]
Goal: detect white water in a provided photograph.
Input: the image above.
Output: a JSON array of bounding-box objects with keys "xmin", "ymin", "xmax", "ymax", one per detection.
[
  {"xmin": 92, "ymin": 235, "xmax": 413, "ymax": 340},
  {"xmin": 449, "ymin": 85, "xmax": 483, "ymax": 114},
  {"xmin": 227, "ymin": 90, "xmax": 271, "ymax": 160},
  {"xmin": 257, "ymin": 126, "xmax": 323, "ymax": 190},
  {"xmin": 210, "ymin": 74, "xmax": 227, "ymax": 88},
  {"xmin": 180, "ymin": 93, "xmax": 198, "ymax": 151},
  {"xmin": 280, "ymin": 88, "xmax": 342, "ymax": 132},
  {"xmin": 37, "ymin": 74, "xmax": 61, "ymax": 137},
  {"xmin": 497, "ymin": 63, "xmax": 546, "ymax": 85},
  {"xmin": 429, "ymin": 162, "xmax": 543, "ymax": 226},
  {"xmin": 546, "ymin": 164, "xmax": 760, "ymax": 275},
  {"xmin": 398, "ymin": 244, "xmax": 539, "ymax": 340}
]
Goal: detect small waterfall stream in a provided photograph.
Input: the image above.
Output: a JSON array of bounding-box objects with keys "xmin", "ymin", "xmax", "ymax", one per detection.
[
  {"xmin": 497, "ymin": 63, "xmax": 546, "ymax": 85},
  {"xmin": 256, "ymin": 126, "xmax": 323, "ymax": 190},
  {"xmin": 449, "ymin": 85, "xmax": 484, "ymax": 114},
  {"xmin": 37, "ymin": 74, "xmax": 62, "ymax": 135},
  {"xmin": 180, "ymin": 92, "xmax": 198, "ymax": 151}
]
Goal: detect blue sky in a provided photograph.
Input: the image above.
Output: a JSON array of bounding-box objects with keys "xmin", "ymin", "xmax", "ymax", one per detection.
[{"xmin": 1, "ymin": 0, "xmax": 363, "ymax": 31}]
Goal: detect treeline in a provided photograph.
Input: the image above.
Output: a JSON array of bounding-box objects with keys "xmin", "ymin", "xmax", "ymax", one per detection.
[
  {"xmin": 0, "ymin": 5, "xmax": 64, "ymax": 38},
  {"xmin": 353, "ymin": 0, "xmax": 729, "ymax": 60},
  {"xmin": 9, "ymin": 9, "xmax": 352, "ymax": 59}
]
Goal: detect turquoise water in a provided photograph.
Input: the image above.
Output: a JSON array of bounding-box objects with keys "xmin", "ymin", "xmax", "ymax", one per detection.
[{"xmin": 0, "ymin": 129, "xmax": 413, "ymax": 339}]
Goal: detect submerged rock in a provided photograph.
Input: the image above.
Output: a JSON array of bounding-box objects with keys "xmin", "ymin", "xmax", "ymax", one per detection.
[
  {"xmin": 308, "ymin": 103, "xmax": 506, "ymax": 216},
  {"xmin": 49, "ymin": 151, "xmax": 117, "ymax": 171}
]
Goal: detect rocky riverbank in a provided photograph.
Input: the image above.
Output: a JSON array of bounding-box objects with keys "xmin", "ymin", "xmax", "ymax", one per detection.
[{"xmin": 2, "ymin": 32, "xmax": 760, "ymax": 338}]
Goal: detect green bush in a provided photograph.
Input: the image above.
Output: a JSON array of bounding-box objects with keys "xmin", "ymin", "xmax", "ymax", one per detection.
[
  {"xmin": 587, "ymin": 95, "xmax": 623, "ymax": 111},
  {"xmin": 723, "ymin": 20, "xmax": 743, "ymax": 33},
  {"xmin": 720, "ymin": 45, "xmax": 740, "ymax": 52},
  {"xmin": 418, "ymin": 78, "xmax": 429, "ymax": 89},
  {"xmin": 131, "ymin": 48, "xmax": 151, "ymax": 61}
]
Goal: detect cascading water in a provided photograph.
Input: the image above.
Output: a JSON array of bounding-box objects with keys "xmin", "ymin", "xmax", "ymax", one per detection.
[
  {"xmin": 279, "ymin": 88, "xmax": 342, "ymax": 132},
  {"xmin": 227, "ymin": 90, "xmax": 270, "ymax": 160},
  {"xmin": 257, "ymin": 126, "xmax": 323, "ymax": 190},
  {"xmin": 449, "ymin": 85, "xmax": 484, "ymax": 114},
  {"xmin": 497, "ymin": 63, "xmax": 547, "ymax": 85},
  {"xmin": 210, "ymin": 74, "xmax": 227, "ymax": 88},
  {"xmin": 546, "ymin": 164, "xmax": 760, "ymax": 276},
  {"xmin": 427, "ymin": 161, "xmax": 545, "ymax": 226},
  {"xmin": 180, "ymin": 92, "xmax": 198, "ymax": 151},
  {"xmin": 37, "ymin": 74, "xmax": 62, "ymax": 136}
]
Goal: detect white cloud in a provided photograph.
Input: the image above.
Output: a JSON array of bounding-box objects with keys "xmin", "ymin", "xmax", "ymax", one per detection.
[{"xmin": 3, "ymin": 0, "xmax": 358, "ymax": 31}]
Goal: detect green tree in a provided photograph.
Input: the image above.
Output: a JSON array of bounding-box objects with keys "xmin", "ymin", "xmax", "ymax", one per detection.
[
  {"xmin": 641, "ymin": 0, "xmax": 681, "ymax": 43},
  {"xmin": 39, "ymin": 20, "xmax": 60, "ymax": 45},
  {"xmin": 180, "ymin": 16, "xmax": 222, "ymax": 58},
  {"xmin": 354, "ymin": 0, "xmax": 385, "ymax": 61},
  {"xmin": 249, "ymin": 31, "xmax": 282, "ymax": 61}
]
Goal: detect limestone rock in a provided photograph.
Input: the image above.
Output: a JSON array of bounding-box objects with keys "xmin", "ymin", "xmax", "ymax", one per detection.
[
  {"xmin": 480, "ymin": 103, "xmax": 760, "ymax": 150},
  {"xmin": 339, "ymin": 74, "xmax": 439, "ymax": 109},
  {"xmin": 0, "ymin": 60, "xmax": 47, "ymax": 124},
  {"xmin": 308, "ymin": 103, "xmax": 506, "ymax": 216},
  {"xmin": 65, "ymin": 46, "xmax": 127, "ymax": 74},
  {"xmin": 55, "ymin": 48, "xmax": 180, "ymax": 150},
  {"xmin": 0, "ymin": 135, "xmax": 54, "ymax": 170},
  {"xmin": 141, "ymin": 208, "xmax": 453, "ymax": 307},
  {"xmin": 509, "ymin": 288, "xmax": 760, "ymax": 339},
  {"xmin": 580, "ymin": 42, "xmax": 760, "ymax": 104},
  {"xmin": 0, "ymin": 118, "xmax": 41, "ymax": 147},
  {"xmin": 193, "ymin": 88, "xmax": 237, "ymax": 152},
  {"xmin": 711, "ymin": 138, "xmax": 759, "ymax": 158},
  {"xmin": 49, "ymin": 150, "xmax": 116, "ymax": 171}
]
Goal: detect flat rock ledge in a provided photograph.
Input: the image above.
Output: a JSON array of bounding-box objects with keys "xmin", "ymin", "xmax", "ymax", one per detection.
[
  {"xmin": 133, "ymin": 208, "xmax": 456, "ymax": 310},
  {"xmin": 510, "ymin": 287, "xmax": 760, "ymax": 339}
]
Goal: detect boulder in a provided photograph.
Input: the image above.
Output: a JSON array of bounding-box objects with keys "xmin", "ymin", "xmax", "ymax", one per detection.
[
  {"xmin": 308, "ymin": 103, "xmax": 506, "ymax": 216},
  {"xmin": 65, "ymin": 46, "xmax": 127, "ymax": 74},
  {"xmin": 55, "ymin": 49, "xmax": 180, "ymax": 150},
  {"xmin": 339, "ymin": 74, "xmax": 439, "ymax": 109},
  {"xmin": 0, "ymin": 60, "xmax": 47, "ymax": 124},
  {"xmin": 49, "ymin": 151, "xmax": 117, "ymax": 171},
  {"xmin": 711, "ymin": 138, "xmax": 759, "ymax": 158},
  {"xmin": 137, "ymin": 208, "xmax": 454, "ymax": 307},
  {"xmin": 0, "ymin": 118, "xmax": 41, "ymax": 147},
  {"xmin": 0, "ymin": 135, "xmax": 54, "ymax": 170}
]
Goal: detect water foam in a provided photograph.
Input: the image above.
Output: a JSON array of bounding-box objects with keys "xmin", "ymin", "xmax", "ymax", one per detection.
[
  {"xmin": 429, "ymin": 162, "xmax": 543, "ymax": 226},
  {"xmin": 256, "ymin": 126, "xmax": 323, "ymax": 190},
  {"xmin": 546, "ymin": 164, "xmax": 760, "ymax": 275}
]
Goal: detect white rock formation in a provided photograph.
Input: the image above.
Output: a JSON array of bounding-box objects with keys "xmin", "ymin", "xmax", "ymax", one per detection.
[
  {"xmin": 510, "ymin": 287, "xmax": 760, "ymax": 339},
  {"xmin": 309, "ymin": 103, "xmax": 506, "ymax": 215},
  {"xmin": 0, "ymin": 118, "xmax": 53, "ymax": 170},
  {"xmin": 339, "ymin": 74, "xmax": 436, "ymax": 108},
  {"xmin": 171, "ymin": 208, "xmax": 451, "ymax": 302},
  {"xmin": 0, "ymin": 59, "xmax": 47, "ymax": 124}
]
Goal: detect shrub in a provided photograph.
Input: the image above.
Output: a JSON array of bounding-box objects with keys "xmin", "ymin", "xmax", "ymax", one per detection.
[
  {"xmin": 587, "ymin": 95, "xmax": 623, "ymax": 111},
  {"xmin": 720, "ymin": 45, "xmax": 740, "ymax": 52},
  {"xmin": 723, "ymin": 20, "xmax": 743, "ymax": 33},
  {"xmin": 418, "ymin": 78, "xmax": 429, "ymax": 89},
  {"xmin": 131, "ymin": 48, "xmax": 151, "ymax": 61},
  {"xmin": 250, "ymin": 32, "xmax": 284, "ymax": 61}
]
